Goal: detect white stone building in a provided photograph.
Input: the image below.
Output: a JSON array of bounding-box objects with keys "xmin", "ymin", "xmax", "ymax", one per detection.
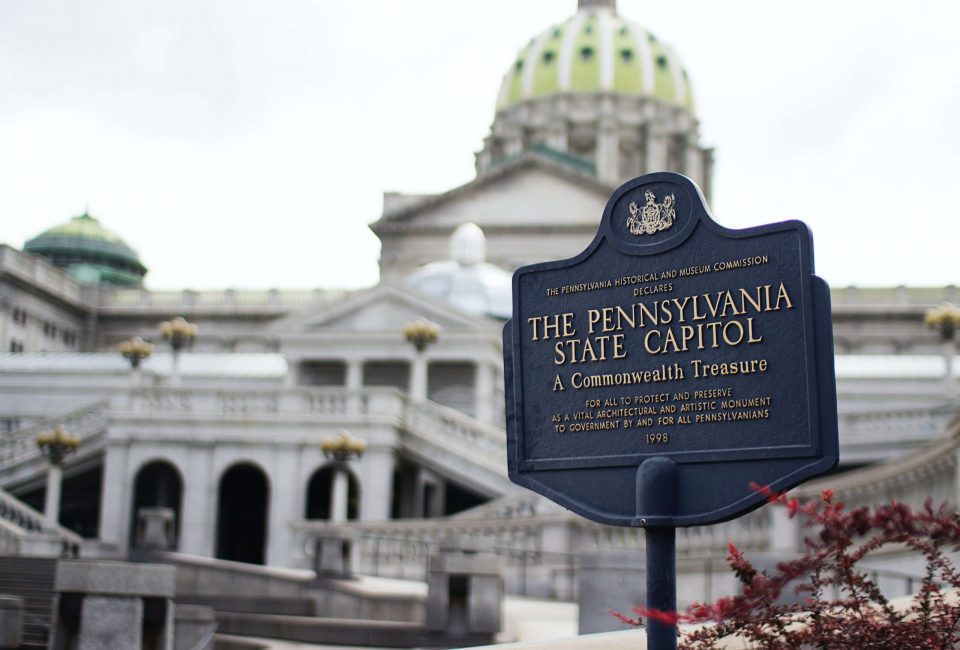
[{"xmin": 0, "ymin": 0, "xmax": 957, "ymax": 620}]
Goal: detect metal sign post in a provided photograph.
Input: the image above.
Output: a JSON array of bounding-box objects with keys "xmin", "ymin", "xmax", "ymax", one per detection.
[
  {"xmin": 503, "ymin": 172, "xmax": 839, "ymax": 646},
  {"xmin": 640, "ymin": 457, "xmax": 678, "ymax": 649}
]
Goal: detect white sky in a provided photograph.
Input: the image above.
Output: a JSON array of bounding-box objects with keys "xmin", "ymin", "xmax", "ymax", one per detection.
[{"xmin": 1, "ymin": 0, "xmax": 958, "ymax": 290}]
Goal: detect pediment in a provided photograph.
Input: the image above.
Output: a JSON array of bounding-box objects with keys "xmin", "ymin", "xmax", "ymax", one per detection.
[
  {"xmin": 373, "ymin": 155, "xmax": 611, "ymax": 233},
  {"xmin": 271, "ymin": 283, "xmax": 494, "ymax": 335}
]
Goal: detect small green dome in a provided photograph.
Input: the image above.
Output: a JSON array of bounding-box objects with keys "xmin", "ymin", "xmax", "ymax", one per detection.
[
  {"xmin": 495, "ymin": 3, "xmax": 695, "ymax": 113},
  {"xmin": 24, "ymin": 212, "xmax": 147, "ymax": 286}
]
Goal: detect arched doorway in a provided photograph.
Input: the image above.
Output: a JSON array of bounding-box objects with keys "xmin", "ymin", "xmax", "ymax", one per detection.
[
  {"xmin": 305, "ymin": 465, "xmax": 360, "ymax": 521},
  {"xmin": 215, "ymin": 463, "xmax": 269, "ymax": 564},
  {"xmin": 130, "ymin": 460, "xmax": 183, "ymax": 549}
]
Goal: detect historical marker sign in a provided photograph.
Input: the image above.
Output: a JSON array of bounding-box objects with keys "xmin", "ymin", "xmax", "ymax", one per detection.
[{"xmin": 504, "ymin": 172, "xmax": 839, "ymax": 527}]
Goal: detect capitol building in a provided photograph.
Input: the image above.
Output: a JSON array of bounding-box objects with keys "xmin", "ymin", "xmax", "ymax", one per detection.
[{"xmin": 1, "ymin": 1, "xmax": 958, "ymax": 647}]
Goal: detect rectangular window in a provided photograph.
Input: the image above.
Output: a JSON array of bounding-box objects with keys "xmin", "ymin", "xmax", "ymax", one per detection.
[
  {"xmin": 299, "ymin": 361, "xmax": 346, "ymax": 386},
  {"xmin": 362, "ymin": 361, "xmax": 410, "ymax": 390}
]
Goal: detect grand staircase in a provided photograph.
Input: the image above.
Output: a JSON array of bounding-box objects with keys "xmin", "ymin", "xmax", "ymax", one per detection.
[
  {"xmin": 0, "ymin": 399, "xmax": 109, "ymax": 489},
  {"xmin": 0, "ymin": 556, "xmax": 58, "ymax": 649},
  {"xmin": 0, "ymin": 488, "xmax": 83, "ymax": 649}
]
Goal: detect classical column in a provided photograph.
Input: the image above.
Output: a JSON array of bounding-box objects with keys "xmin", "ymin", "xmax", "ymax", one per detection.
[
  {"xmin": 474, "ymin": 361, "xmax": 496, "ymax": 425},
  {"xmin": 98, "ymin": 442, "xmax": 130, "ymax": 552},
  {"xmin": 330, "ymin": 470, "xmax": 349, "ymax": 523},
  {"xmin": 267, "ymin": 448, "xmax": 301, "ymax": 567},
  {"xmin": 411, "ymin": 356, "xmax": 428, "ymax": 401},
  {"xmin": 596, "ymin": 116, "xmax": 620, "ymax": 184},
  {"xmin": 179, "ymin": 443, "xmax": 214, "ymax": 556},
  {"xmin": 359, "ymin": 447, "xmax": 394, "ymax": 522},
  {"xmin": 43, "ymin": 464, "xmax": 62, "ymax": 528},
  {"xmin": 345, "ymin": 359, "xmax": 363, "ymax": 390}
]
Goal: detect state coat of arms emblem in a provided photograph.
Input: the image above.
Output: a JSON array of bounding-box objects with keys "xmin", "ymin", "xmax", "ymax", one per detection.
[{"xmin": 626, "ymin": 190, "xmax": 676, "ymax": 235}]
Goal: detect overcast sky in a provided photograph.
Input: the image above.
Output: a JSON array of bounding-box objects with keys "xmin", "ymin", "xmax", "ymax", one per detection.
[{"xmin": 1, "ymin": 0, "xmax": 958, "ymax": 290}]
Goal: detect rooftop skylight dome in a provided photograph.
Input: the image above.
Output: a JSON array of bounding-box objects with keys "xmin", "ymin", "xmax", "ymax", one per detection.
[{"xmin": 404, "ymin": 223, "xmax": 512, "ymax": 320}]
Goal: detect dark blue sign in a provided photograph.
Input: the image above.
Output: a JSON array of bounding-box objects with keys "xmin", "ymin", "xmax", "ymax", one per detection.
[{"xmin": 504, "ymin": 172, "xmax": 838, "ymax": 527}]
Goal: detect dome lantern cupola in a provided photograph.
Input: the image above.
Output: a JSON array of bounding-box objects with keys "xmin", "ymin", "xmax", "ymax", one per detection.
[
  {"xmin": 477, "ymin": 0, "xmax": 712, "ymax": 197},
  {"xmin": 23, "ymin": 212, "xmax": 148, "ymax": 287},
  {"xmin": 578, "ymin": 0, "xmax": 616, "ymax": 11}
]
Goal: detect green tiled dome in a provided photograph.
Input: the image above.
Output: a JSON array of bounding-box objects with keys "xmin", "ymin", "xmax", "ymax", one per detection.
[
  {"xmin": 24, "ymin": 212, "xmax": 147, "ymax": 286},
  {"xmin": 495, "ymin": 4, "xmax": 695, "ymax": 113}
]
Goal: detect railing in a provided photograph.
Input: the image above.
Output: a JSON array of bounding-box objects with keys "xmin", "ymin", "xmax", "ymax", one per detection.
[
  {"xmin": 0, "ymin": 487, "xmax": 82, "ymax": 557},
  {"xmin": 0, "ymin": 245, "xmax": 87, "ymax": 307},
  {"xmin": 797, "ymin": 416, "xmax": 960, "ymax": 515},
  {"xmin": 125, "ymin": 386, "xmax": 386, "ymax": 418},
  {"xmin": 0, "ymin": 517, "xmax": 25, "ymax": 555},
  {"xmin": 291, "ymin": 506, "xmax": 769, "ymax": 599},
  {"xmin": 839, "ymin": 406, "xmax": 957, "ymax": 460},
  {"xmin": 403, "ymin": 399, "xmax": 506, "ymax": 474},
  {"xmin": 100, "ymin": 287, "xmax": 350, "ymax": 310},
  {"xmin": 0, "ymin": 399, "xmax": 109, "ymax": 472},
  {"xmin": 830, "ymin": 285, "xmax": 959, "ymax": 307},
  {"xmin": 292, "ymin": 518, "xmax": 575, "ymax": 597}
]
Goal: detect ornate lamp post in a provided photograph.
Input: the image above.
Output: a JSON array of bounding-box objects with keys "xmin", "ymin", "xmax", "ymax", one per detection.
[
  {"xmin": 404, "ymin": 318, "xmax": 441, "ymax": 400},
  {"xmin": 119, "ymin": 336, "xmax": 154, "ymax": 369},
  {"xmin": 159, "ymin": 316, "xmax": 198, "ymax": 385},
  {"xmin": 925, "ymin": 303, "xmax": 960, "ymax": 401},
  {"xmin": 320, "ymin": 431, "xmax": 367, "ymax": 522},
  {"xmin": 36, "ymin": 426, "xmax": 80, "ymax": 527},
  {"xmin": 404, "ymin": 318, "xmax": 441, "ymax": 352}
]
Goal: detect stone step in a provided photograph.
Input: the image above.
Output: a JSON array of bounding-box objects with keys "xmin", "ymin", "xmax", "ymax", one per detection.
[
  {"xmin": 0, "ymin": 557, "xmax": 57, "ymax": 648},
  {"xmin": 215, "ymin": 612, "xmax": 492, "ymax": 648},
  {"xmin": 178, "ymin": 593, "xmax": 315, "ymax": 617}
]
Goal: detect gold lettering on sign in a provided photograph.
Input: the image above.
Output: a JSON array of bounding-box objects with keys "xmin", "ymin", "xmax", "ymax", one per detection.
[{"xmin": 529, "ymin": 282, "xmax": 793, "ymax": 368}]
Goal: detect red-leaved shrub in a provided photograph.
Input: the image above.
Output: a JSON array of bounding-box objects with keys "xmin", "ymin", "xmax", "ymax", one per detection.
[{"xmin": 616, "ymin": 486, "xmax": 960, "ymax": 648}]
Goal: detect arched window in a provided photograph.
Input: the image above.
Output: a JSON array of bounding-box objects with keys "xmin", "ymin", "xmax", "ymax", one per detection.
[
  {"xmin": 130, "ymin": 460, "xmax": 183, "ymax": 550},
  {"xmin": 215, "ymin": 463, "xmax": 270, "ymax": 564}
]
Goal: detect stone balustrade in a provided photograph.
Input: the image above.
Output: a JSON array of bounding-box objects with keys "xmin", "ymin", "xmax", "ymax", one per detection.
[
  {"xmin": 0, "ymin": 245, "xmax": 89, "ymax": 308},
  {"xmin": 0, "ymin": 400, "xmax": 109, "ymax": 472},
  {"xmin": 123, "ymin": 386, "xmax": 393, "ymax": 419},
  {"xmin": 291, "ymin": 506, "xmax": 769, "ymax": 599},
  {"xmin": 838, "ymin": 406, "xmax": 958, "ymax": 462},
  {"xmin": 99, "ymin": 287, "xmax": 348, "ymax": 312},
  {"xmin": 122, "ymin": 386, "xmax": 507, "ymax": 465},
  {"xmin": 830, "ymin": 285, "xmax": 959, "ymax": 307},
  {"xmin": 0, "ymin": 486, "xmax": 82, "ymax": 556},
  {"xmin": 404, "ymin": 399, "xmax": 507, "ymax": 474},
  {"xmin": 798, "ymin": 416, "xmax": 960, "ymax": 512}
]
